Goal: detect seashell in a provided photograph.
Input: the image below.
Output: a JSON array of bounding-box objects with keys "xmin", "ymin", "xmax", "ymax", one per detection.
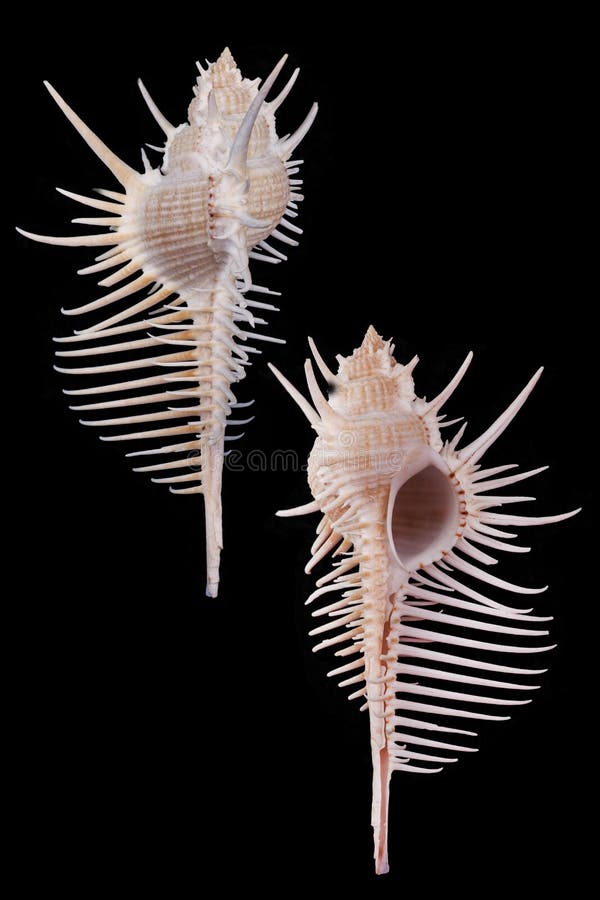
[
  {"xmin": 270, "ymin": 327, "xmax": 580, "ymax": 875},
  {"xmin": 17, "ymin": 47, "xmax": 317, "ymax": 597}
]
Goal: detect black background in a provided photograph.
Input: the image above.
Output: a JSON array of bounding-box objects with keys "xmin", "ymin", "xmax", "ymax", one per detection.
[{"xmin": 12, "ymin": 13, "xmax": 592, "ymax": 894}]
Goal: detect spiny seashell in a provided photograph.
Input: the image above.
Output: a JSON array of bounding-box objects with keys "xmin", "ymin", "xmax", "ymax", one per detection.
[
  {"xmin": 17, "ymin": 48, "xmax": 317, "ymax": 597},
  {"xmin": 270, "ymin": 327, "xmax": 579, "ymax": 875}
]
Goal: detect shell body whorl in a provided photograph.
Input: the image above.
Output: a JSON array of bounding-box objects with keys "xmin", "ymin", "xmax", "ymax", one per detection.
[
  {"xmin": 18, "ymin": 48, "xmax": 318, "ymax": 596},
  {"xmin": 271, "ymin": 327, "xmax": 579, "ymax": 875}
]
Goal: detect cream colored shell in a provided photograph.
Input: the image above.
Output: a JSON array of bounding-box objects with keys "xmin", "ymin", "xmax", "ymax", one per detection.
[
  {"xmin": 271, "ymin": 327, "xmax": 579, "ymax": 875},
  {"xmin": 17, "ymin": 48, "xmax": 317, "ymax": 597}
]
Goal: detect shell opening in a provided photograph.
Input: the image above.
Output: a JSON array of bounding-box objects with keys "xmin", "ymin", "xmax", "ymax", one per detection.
[{"xmin": 387, "ymin": 452, "xmax": 459, "ymax": 573}]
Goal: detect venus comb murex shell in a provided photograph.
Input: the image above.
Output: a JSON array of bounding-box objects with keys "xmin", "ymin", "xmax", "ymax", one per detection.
[
  {"xmin": 17, "ymin": 47, "xmax": 317, "ymax": 596},
  {"xmin": 270, "ymin": 327, "xmax": 579, "ymax": 875}
]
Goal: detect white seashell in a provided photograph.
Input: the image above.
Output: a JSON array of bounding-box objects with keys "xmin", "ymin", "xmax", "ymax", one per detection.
[
  {"xmin": 270, "ymin": 327, "xmax": 580, "ymax": 875},
  {"xmin": 17, "ymin": 47, "xmax": 317, "ymax": 597}
]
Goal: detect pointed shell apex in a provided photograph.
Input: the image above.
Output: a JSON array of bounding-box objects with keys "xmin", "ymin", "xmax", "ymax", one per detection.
[{"xmin": 210, "ymin": 47, "xmax": 242, "ymax": 87}]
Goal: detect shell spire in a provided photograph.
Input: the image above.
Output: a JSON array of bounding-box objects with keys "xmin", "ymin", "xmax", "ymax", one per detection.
[
  {"xmin": 210, "ymin": 47, "xmax": 240, "ymax": 85},
  {"xmin": 337, "ymin": 326, "xmax": 396, "ymax": 378},
  {"xmin": 272, "ymin": 332, "xmax": 579, "ymax": 874},
  {"xmin": 362, "ymin": 324, "xmax": 387, "ymax": 351},
  {"xmin": 17, "ymin": 50, "xmax": 318, "ymax": 597}
]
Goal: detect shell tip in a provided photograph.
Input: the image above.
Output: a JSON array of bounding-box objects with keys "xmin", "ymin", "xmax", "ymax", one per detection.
[{"xmin": 360, "ymin": 325, "xmax": 386, "ymax": 352}]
